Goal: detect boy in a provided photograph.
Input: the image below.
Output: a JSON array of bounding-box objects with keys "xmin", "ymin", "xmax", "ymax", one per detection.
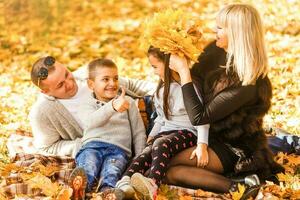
[{"xmin": 71, "ymin": 58, "xmax": 146, "ymax": 199}]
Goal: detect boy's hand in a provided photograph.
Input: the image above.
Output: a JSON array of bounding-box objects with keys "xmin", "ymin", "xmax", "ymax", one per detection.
[
  {"xmin": 190, "ymin": 143, "xmax": 209, "ymax": 168},
  {"xmin": 146, "ymin": 136, "xmax": 154, "ymax": 144},
  {"xmin": 112, "ymin": 87, "xmax": 130, "ymax": 112}
]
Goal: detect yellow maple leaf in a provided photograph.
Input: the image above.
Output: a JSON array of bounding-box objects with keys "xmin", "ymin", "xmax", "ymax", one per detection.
[
  {"xmin": 26, "ymin": 173, "xmax": 60, "ymax": 197},
  {"xmin": 56, "ymin": 187, "xmax": 72, "ymax": 200},
  {"xmin": 277, "ymin": 172, "xmax": 292, "ymax": 182},
  {"xmin": 230, "ymin": 183, "xmax": 246, "ymax": 200},
  {"xmin": 0, "ymin": 163, "xmax": 22, "ymax": 177},
  {"xmin": 29, "ymin": 161, "xmax": 60, "ymax": 177},
  {"xmin": 179, "ymin": 195, "xmax": 193, "ymax": 200}
]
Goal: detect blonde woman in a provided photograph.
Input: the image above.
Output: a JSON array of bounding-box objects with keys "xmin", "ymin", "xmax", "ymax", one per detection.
[{"xmin": 161, "ymin": 4, "xmax": 284, "ymax": 199}]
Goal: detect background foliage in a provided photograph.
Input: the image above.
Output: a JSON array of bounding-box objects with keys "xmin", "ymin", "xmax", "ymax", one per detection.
[{"xmin": 0, "ymin": 0, "xmax": 299, "ymax": 198}]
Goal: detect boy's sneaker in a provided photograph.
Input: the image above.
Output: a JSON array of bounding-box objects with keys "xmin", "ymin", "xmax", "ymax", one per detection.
[
  {"xmin": 68, "ymin": 167, "xmax": 87, "ymax": 200},
  {"xmin": 116, "ymin": 176, "xmax": 135, "ymax": 199},
  {"xmin": 130, "ymin": 173, "xmax": 157, "ymax": 200},
  {"xmin": 100, "ymin": 188, "xmax": 125, "ymax": 200}
]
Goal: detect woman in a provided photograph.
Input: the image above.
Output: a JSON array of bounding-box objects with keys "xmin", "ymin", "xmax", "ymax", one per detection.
[{"xmin": 166, "ymin": 3, "xmax": 284, "ymax": 198}]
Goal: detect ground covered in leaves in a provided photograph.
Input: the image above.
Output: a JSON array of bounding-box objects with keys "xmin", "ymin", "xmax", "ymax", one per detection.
[{"xmin": 0, "ymin": 0, "xmax": 299, "ymax": 199}]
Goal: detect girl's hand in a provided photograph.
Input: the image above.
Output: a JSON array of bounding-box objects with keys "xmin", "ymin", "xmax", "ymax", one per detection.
[
  {"xmin": 190, "ymin": 143, "xmax": 209, "ymax": 168},
  {"xmin": 169, "ymin": 54, "xmax": 192, "ymax": 84}
]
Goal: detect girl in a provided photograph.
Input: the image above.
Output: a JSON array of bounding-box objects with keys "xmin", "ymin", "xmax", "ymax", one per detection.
[
  {"xmin": 166, "ymin": 4, "xmax": 284, "ymax": 200},
  {"xmin": 116, "ymin": 47, "xmax": 210, "ymax": 200}
]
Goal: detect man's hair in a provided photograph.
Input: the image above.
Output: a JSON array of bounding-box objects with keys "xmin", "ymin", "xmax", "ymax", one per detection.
[
  {"xmin": 88, "ymin": 58, "xmax": 117, "ymax": 80},
  {"xmin": 31, "ymin": 57, "xmax": 55, "ymax": 88}
]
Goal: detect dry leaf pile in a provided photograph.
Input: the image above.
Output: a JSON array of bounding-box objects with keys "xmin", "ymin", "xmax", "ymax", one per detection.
[
  {"xmin": 0, "ymin": 161, "xmax": 72, "ymax": 200},
  {"xmin": 140, "ymin": 9, "xmax": 205, "ymax": 62}
]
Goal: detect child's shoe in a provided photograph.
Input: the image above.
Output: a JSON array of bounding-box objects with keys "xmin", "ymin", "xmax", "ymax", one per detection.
[
  {"xmin": 116, "ymin": 176, "xmax": 135, "ymax": 199},
  {"xmin": 100, "ymin": 188, "xmax": 125, "ymax": 200},
  {"xmin": 68, "ymin": 167, "xmax": 87, "ymax": 200},
  {"xmin": 130, "ymin": 173, "xmax": 157, "ymax": 200}
]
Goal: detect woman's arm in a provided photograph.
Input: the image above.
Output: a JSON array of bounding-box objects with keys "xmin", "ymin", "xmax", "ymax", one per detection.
[
  {"xmin": 182, "ymin": 82, "xmax": 256, "ymax": 125},
  {"xmin": 191, "ymin": 41, "xmax": 226, "ymax": 78}
]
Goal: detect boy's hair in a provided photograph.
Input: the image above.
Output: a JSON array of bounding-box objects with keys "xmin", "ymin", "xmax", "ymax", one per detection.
[
  {"xmin": 147, "ymin": 46, "xmax": 172, "ymax": 119},
  {"xmin": 88, "ymin": 58, "xmax": 117, "ymax": 80}
]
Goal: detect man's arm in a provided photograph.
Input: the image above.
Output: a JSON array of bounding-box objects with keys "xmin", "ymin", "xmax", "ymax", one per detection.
[
  {"xmin": 73, "ymin": 66, "xmax": 157, "ymax": 97},
  {"xmin": 119, "ymin": 77, "xmax": 157, "ymax": 97},
  {"xmin": 29, "ymin": 104, "xmax": 81, "ymax": 158}
]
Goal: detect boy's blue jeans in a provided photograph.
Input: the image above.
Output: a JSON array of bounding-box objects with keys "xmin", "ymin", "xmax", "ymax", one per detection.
[{"xmin": 75, "ymin": 141, "xmax": 128, "ymax": 192}]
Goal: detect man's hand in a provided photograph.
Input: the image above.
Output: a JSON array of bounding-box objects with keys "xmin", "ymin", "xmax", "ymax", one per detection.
[
  {"xmin": 112, "ymin": 87, "xmax": 130, "ymax": 112},
  {"xmin": 190, "ymin": 143, "xmax": 209, "ymax": 168}
]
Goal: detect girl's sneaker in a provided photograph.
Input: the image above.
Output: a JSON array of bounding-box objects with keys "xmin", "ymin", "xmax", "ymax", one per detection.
[
  {"xmin": 68, "ymin": 167, "xmax": 87, "ymax": 200},
  {"xmin": 116, "ymin": 176, "xmax": 135, "ymax": 199},
  {"xmin": 130, "ymin": 173, "xmax": 157, "ymax": 200}
]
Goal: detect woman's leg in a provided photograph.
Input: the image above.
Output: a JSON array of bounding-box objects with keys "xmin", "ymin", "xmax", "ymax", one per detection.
[
  {"xmin": 169, "ymin": 146, "xmax": 224, "ymax": 173},
  {"xmin": 166, "ymin": 147, "xmax": 231, "ymax": 193},
  {"xmin": 166, "ymin": 165, "xmax": 231, "ymax": 193}
]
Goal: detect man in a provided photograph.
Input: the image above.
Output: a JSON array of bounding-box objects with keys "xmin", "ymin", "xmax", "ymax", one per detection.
[{"xmin": 29, "ymin": 56, "xmax": 155, "ymax": 158}]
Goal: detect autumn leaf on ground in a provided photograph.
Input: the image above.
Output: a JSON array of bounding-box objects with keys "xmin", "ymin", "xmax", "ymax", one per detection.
[
  {"xmin": 157, "ymin": 185, "xmax": 179, "ymax": 200},
  {"xmin": 0, "ymin": 190, "xmax": 8, "ymax": 200},
  {"xmin": 230, "ymin": 183, "xmax": 245, "ymax": 200},
  {"xmin": 0, "ymin": 163, "xmax": 22, "ymax": 177},
  {"xmin": 26, "ymin": 173, "xmax": 60, "ymax": 197},
  {"xmin": 29, "ymin": 161, "xmax": 60, "ymax": 177},
  {"xmin": 179, "ymin": 195, "xmax": 193, "ymax": 200},
  {"xmin": 56, "ymin": 186, "xmax": 72, "ymax": 200}
]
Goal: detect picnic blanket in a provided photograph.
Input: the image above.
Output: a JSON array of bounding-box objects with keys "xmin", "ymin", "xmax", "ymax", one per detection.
[
  {"xmin": 1, "ymin": 153, "xmax": 75, "ymax": 199},
  {"xmin": 1, "ymin": 153, "xmax": 231, "ymax": 200}
]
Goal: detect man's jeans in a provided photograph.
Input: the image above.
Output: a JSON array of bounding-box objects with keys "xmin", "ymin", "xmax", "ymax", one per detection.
[{"xmin": 75, "ymin": 141, "xmax": 128, "ymax": 192}]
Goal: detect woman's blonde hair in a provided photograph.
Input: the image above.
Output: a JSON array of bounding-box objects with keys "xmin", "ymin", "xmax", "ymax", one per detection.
[{"xmin": 217, "ymin": 4, "xmax": 268, "ymax": 85}]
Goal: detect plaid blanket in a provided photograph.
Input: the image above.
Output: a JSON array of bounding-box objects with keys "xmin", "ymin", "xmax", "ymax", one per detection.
[
  {"xmin": 2, "ymin": 154, "xmax": 230, "ymax": 199},
  {"xmin": 1, "ymin": 153, "xmax": 75, "ymax": 199}
]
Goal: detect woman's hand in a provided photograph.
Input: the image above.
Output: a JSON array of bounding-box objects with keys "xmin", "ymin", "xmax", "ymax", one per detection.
[
  {"xmin": 169, "ymin": 54, "xmax": 192, "ymax": 84},
  {"xmin": 189, "ymin": 143, "xmax": 209, "ymax": 168}
]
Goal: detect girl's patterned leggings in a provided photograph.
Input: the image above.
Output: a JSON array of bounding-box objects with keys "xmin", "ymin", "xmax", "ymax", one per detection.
[{"xmin": 124, "ymin": 129, "xmax": 197, "ymax": 186}]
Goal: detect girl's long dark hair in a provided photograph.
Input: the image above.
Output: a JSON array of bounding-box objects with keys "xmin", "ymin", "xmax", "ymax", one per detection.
[{"xmin": 148, "ymin": 46, "xmax": 171, "ymax": 119}]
